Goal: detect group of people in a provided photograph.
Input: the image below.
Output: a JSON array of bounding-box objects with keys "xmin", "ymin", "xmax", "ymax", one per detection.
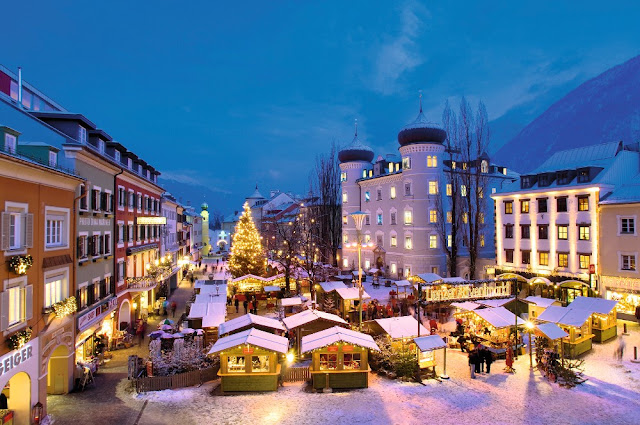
[
  {"xmin": 467, "ymin": 344, "xmax": 495, "ymax": 378},
  {"xmin": 232, "ymin": 294, "xmax": 259, "ymax": 315},
  {"xmin": 361, "ymin": 299, "xmax": 411, "ymax": 320}
]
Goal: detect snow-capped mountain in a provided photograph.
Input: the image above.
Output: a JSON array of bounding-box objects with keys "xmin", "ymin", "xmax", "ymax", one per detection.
[{"xmin": 492, "ymin": 54, "xmax": 640, "ymax": 173}]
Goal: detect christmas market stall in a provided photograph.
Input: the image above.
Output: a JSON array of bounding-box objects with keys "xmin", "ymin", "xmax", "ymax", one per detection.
[
  {"xmin": 533, "ymin": 323, "xmax": 570, "ymax": 381},
  {"xmin": 316, "ymin": 281, "xmax": 347, "ymax": 309},
  {"xmin": 393, "ymin": 280, "xmax": 414, "ymax": 299},
  {"xmin": 230, "ymin": 274, "xmax": 286, "ymax": 296},
  {"xmin": 414, "ymin": 335, "xmax": 448, "ymax": 377},
  {"xmin": 301, "ymin": 326, "xmax": 380, "ymax": 390},
  {"xmin": 279, "ymin": 296, "xmax": 306, "ymax": 317},
  {"xmin": 218, "ymin": 314, "xmax": 285, "ymax": 337},
  {"xmin": 455, "ymin": 307, "xmax": 526, "ymax": 355},
  {"xmin": 208, "ymin": 328, "xmax": 289, "ymax": 392},
  {"xmin": 282, "ymin": 309, "xmax": 349, "ymax": 357},
  {"xmin": 334, "ymin": 287, "xmax": 371, "ymax": 322},
  {"xmin": 186, "ymin": 302, "xmax": 227, "ymax": 345},
  {"xmin": 194, "ymin": 280, "xmax": 228, "ymax": 296},
  {"xmin": 567, "ymin": 296, "xmax": 619, "ymax": 343},
  {"xmin": 523, "ymin": 296, "xmax": 561, "ymax": 320},
  {"xmin": 365, "ymin": 316, "xmax": 429, "ymax": 349},
  {"xmin": 537, "ymin": 306, "xmax": 593, "ymax": 358}
]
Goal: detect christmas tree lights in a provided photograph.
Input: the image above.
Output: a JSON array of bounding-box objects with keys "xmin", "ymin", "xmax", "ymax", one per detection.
[{"xmin": 228, "ymin": 202, "xmax": 266, "ymax": 278}]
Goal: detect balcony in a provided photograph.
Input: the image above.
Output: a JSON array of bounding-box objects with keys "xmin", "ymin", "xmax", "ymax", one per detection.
[{"xmin": 126, "ymin": 276, "xmax": 158, "ymax": 291}]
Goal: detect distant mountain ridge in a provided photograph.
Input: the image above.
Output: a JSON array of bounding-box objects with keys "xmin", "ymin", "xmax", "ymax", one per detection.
[{"xmin": 492, "ymin": 54, "xmax": 640, "ymax": 173}]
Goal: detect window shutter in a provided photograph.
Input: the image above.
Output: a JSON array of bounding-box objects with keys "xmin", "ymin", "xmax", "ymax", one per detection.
[
  {"xmin": 100, "ymin": 192, "xmax": 106, "ymax": 211},
  {"xmin": 88, "ymin": 236, "xmax": 94, "ymax": 256},
  {"xmin": 87, "ymin": 284, "xmax": 95, "ymax": 305},
  {"xmin": 0, "ymin": 291, "xmax": 8, "ymax": 331},
  {"xmin": 110, "ymin": 194, "xmax": 114, "ymax": 212},
  {"xmin": 24, "ymin": 213, "xmax": 34, "ymax": 248},
  {"xmin": 25, "ymin": 285, "xmax": 33, "ymax": 321},
  {"xmin": 1, "ymin": 212, "xmax": 10, "ymax": 251},
  {"xmin": 77, "ymin": 237, "xmax": 83, "ymax": 258},
  {"xmin": 99, "ymin": 235, "xmax": 104, "ymax": 255},
  {"xmin": 76, "ymin": 289, "xmax": 81, "ymax": 310}
]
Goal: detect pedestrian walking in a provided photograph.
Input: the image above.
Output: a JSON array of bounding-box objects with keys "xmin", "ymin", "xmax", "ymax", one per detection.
[
  {"xmin": 137, "ymin": 321, "xmax": 144, "ymax": 346},
  {"xmin": 459, "ymin": 335, "xmax": 467, "ymax": 352},
  {"xmin": 468, "ymin": 348, "xmax": 476, "ymax": 379},
  {"xmin": 163, "ymin": 300, "xmax": 169, "ymax": 316},
  {"xmin": 171, "ymin": 301, "xmax": 177, "ymax": 318},
  {"xmin": 615, "ymin": 336, "xmax": 626, "ymax": 360},
  {"xmin": 478, "ymin": 345, "xmax": 486, "ymax": 373},
  {"xmin": 243, "ymin": 299, "xmax": 248, "ymax": 314},
  {"xmin": 505, "ymin": 344, "xmax": 515, "ymax": 373},
  {"xmin": 484, "ymin": 347, "xmax": 494, "ymax": 374},
  {"xmin": 248, "ymin": 300, "xmax": 254, "ymax": 315},
  {"xmin": 234, "ymin": 297, "xmax": 239, "ymax": 313}
]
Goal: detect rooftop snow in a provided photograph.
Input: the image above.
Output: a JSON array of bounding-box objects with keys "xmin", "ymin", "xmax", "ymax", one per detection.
[
  {"xmin": 568, "ymin": 296, "xmax": 618, "ymax": 314},
  {"xmin": 537, "ymin": 305, "xmax": 592, "ymax": 327},
  {"xmin": 451, "ymin": 301, "xmax": 482, "ymax": 311},
  {"xmin": 535, "ymin": 322, "xmax": 569, "ymax": 340},
  {"xmin": 413, "ymin": 273, "xmax": 443, "ymax": 284},
  {"xmin": 301, "ymin": 326, "xmax": 380, "ymax": 353},
  {"xmin": 523, "ymin": 296, "xmax": 558, "ymax": 308},
  {"xmin": 533, "ymin": 141, "xmax": 622, "ymax": 173},
  {"xmin": 282, "ymin": 309, "xmax": 348, "ymax": 330},
  {"xmin": 280, "ymin": 297, "xmax": 304, "ymax": 307},
  {"xmin": 208, "ymin": 328, "xmax": 289, "ymax": 355},
  {"xmin": 373, "ymin": 316, "xmax": 428, "ymax": 339},
  {"xmin": 319, "ymin": 281, "xmax": 347, "ymax": 292},
  {"xmin": 414, "ymin": 335, "xmax": 447, "ymax": 352},
  {"xmin": 474, "ymin": 307, "xmax": 525, "ymax": 328},
  {"xmin": 335, "ymin": 287, "xmax": 371, "ymax": 300},
  {"xmin": 218, "ymin": 313, "xmax": 284, "ymax": 335},
  {"xmin": 476, "ymin": 297, "xmax": 515, "ymax": 308}
]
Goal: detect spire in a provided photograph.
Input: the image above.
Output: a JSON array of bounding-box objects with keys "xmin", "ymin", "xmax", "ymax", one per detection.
[
  {"xmin": 419, "ymin": 89, "xmax": 423, "ymax": 113},
  {"xmin": 354, "ymin": 118, "xmax": 358, "ymax": 137}
]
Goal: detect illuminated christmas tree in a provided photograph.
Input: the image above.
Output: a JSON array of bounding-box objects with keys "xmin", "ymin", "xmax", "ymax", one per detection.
[{"xmin": 228, "ymin": 202, "xmax": 266, "ymax": 278}]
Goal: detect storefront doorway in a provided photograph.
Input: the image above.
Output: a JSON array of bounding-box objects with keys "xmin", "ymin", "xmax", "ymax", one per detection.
[
  {"xmin": 47, "ymin": 345, "xmax": 70, "ymax": 395},
  {"xmin": 3, "ymin": 372, "xmax": 31, "ymax": 425},
  {"xmin": 119, "ymin": 299, "xmax": 131, "ymax": 331}
]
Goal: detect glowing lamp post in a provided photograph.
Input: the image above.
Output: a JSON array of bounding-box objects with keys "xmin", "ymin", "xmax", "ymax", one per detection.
[{"xmin": 350, "ymin": 211, "xmax": 368, "ymax": 331}]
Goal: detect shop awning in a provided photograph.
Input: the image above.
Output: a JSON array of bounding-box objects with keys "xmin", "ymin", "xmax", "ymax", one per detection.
[
  {"xmin": 523, "ymin": 296, "xmax": 558, "ymax": 308},
  {"xmin": 218, "ymin": 313, "xmax": 284, "ymax": 335},
  {"xmin": 451, "ymin": 301, "xmax": 482, "ymax": 311},
  {"xmin": 208, "ymin": 328, "xmax": 289, "ymax": 355},
  {"xmin": 319, "ymin": 281, "xmax": 347, "ymax": 292},
  {"xmin": 474, "ymin": 307, "xmax": 525, "ymax": 328},
  {"xmin": 414, "ymin": 335, "xmax": 447, "ymax": 352},
  {"xmin": 476, "ymin": 297, "xmax": 515, "ymax": 308},
  {"xmin": 282, "ymin": 309, "xmax": 348, "ymax": 330},
  {"xmin": 373, "ymin": 316, "xmax": 429, "ymax": 339},
  {"xmin": 537, "ymin": 305, "xmax": 592, "ymax": 328},
  {"xmin": 335, "ymin": 287, "xmax": 371, "ymax": 301},
  {"xmin": 568, "ymin": 296, "xmax": 618, "ymax": 315},
  {"xmin": 301, "ymin": 326, "xmax": 380, "ymax": 353},
  {"xmin": 535, "ymin": 323, "xmax": 569, "ymax": 340}
]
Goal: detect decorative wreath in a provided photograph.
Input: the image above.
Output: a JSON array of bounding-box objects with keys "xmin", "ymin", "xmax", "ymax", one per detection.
[
  {"xmin": 8, "ymin": 255, "xmax": 33, "ymax": 275},
  {"xmin": 7, "ymin": 327, "xmax": 32, "ymax": 350}
]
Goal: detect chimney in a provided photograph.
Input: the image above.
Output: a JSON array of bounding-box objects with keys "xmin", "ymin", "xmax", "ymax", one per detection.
[{"xmin": 17, "ymin": 67, "xmax": 23, "ymax": 107}]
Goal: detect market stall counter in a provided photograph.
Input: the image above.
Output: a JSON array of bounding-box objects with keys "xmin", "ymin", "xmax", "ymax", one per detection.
[
  {"xmin": 454, "ymin": 306, "xmax": 526, "ymax": 356},
  {"xmin": 537, "ymin": 306, "xmax": 593, "ymax": 358}
]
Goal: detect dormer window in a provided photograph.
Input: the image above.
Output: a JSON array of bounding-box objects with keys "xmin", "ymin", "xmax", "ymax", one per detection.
[
  {"xmin": 48, "ymin": 151, "xmax": 57, "ymax": 167},
  {"xmin": 577, "ymin": 169, "xmax": 590, "ymax": 183},
  {"xmin": 128, "ymin": 158, "xmax": 133, "ymax": 169},
  {"xmin": 115, "ymin": 150, "xmax": 121, "ymax": 162},
  {"xmin": 79, "ymin": 126, "xmax": 87, "ymax": 144},
  {"xmin": 138, "ymin": 164, "xmax": 142, "ymax": 174},
  {"xmin": 538, "ymin": 175, "xmax": 549, "ymax": 187},
  {"xmin": 4, "ymin": 133, "xmax": 17, "ymax": 154},
  {"xmin": 557, "ymin": 171, "xmax": 570, "ymax": 185},
  {"xmin": 481, "ymin": 160, "xmax": 488, "ymax": 173},
  {"xmin": 98, "ymin": 140, "xmax": 105, "ymax": 153}
]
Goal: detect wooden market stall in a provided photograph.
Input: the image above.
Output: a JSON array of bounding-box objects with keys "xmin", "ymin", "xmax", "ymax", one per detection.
[
  {"xmin": 208, "ymin": 328, "xmax": 289, "ymax": 392},
  {"xmin": 301, "ymin": 326, "xmax": 380, "ymax": 390},
  {"xmin": 334, "ymin": 287, "xmax": 371, "ymax": 322},
  {"xmin": 537, "ymin": 306, "xmax": 593, "ymax": 358},
  {"xmin": 414, "ymin": 335, "xmax": 448, "ymax": 378},
  {"xmin": 230, "ymin": 274, "xmax": 286, "ymax": 295},
  {"xmin": 455, "ymin": 306, "xmax": 526, "ymax": 355},
  {"xmin": 282, "ymin": 309, "xmax": 349, "ymax": 356},
  {"xmin": 279, "ymin": 296, "xmax": 305, "ymax": 317},
  {"xmin": 534, "ymin": 322, "xmax": 569, "ymax": 379},
  {"xmin": 316, "ymin": 281, "xmax": 347, "ymax": 310},
  {"xmin": 365, "ymin": 316, "xmax": 429, "ymax": 351},
  {"xmin": 218, "ymin": 314, "xmax": 285, "ymax": 337},
  {"xmin": 186, "ymin": 302, "xmax": 227, "ymax": 345},
  {"xmin": 567, "ymin": 296, "xmax": 619, "ymax": 343},
  {"xmin": 523, "ymin": 296, "xmax": 561, "ymax": 320}
]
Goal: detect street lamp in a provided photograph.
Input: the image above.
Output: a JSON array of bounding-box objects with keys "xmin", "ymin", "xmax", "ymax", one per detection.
[
  {"xmin": 526, "ymin": 320, "xmax": 535, "ymax": 368},
  {"xmin": 350, "ymin": 211, "xmax": 368, "ymax": 331}
]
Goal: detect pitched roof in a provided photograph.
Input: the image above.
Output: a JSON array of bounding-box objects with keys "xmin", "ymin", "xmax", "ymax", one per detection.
[
  {"xmin": 282, "ymin": 309, "xmax": 348, "ymax": 330},
  {"xmin": 413, "ymin": 273, "xmax": 443, "ymax": 284},
  {"xmin": 568, "ymin": 296, "xmax": 618, "ymax": 314},
  {"xmin": 301, "ymin": 326, "xmax": 380, "ymax": 353},
  {"xmin": 474, "ymin": 306, "xmax": 525, "ymax": 328},
  {"xmin": 533, "ymin": 141, "xmax": 622, "ymax": 173},
  {"xmin": 476, "ymin": 297, "xmax": 515, "ymax": 308},
  {"xmin": 218, "ymin": 313, "xmax": 284, "ymax": 335},
  {"xmin": 319, "ymin": 281, "xmax": 347, "ymax": 292},
  {"xmin": 535, "ymin": 323, "xmax": 569, "ymax": 340},
  {"xmin": 414, "ymin": 335, "xmax": 447, "ymax": 352},
  {"xmin": 451, "ymin": 301, "xmax": 482, "ymax": 311},
  {"xmin": 208, "ymin": 328, "xmax": 289, "ymax": 355},
  {"xmin": 335, "ymin": 287, "xmax": 371, "ymax": 300},
  {"xmin": 280, "ymin": 297, "xmax": 304, "ymax": 307},
  {"xmin": 523, "ymin": 296, "xmax": 558, "ymax": 308},
  {"xmin": 537, "ymin": 305, "xmax": 592, "ymax": 327},
  {"xmin": 373, "ymin": 316, "xmax": 428, "ymax": 339}
]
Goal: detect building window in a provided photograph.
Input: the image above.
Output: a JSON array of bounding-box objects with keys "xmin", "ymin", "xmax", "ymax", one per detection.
[
  {"xmin": 504, "ymin": 201, "xmax": 513, "ymax": 214},
  {"xmin": 558, "ymin": 225, "xmax": 568, "ymax": 240},
  {"xmin": 447, "ymin": 234, "xmax": 452, "ymax": 248},
  {"xmin": 390, "ymin": 212, "xmax": 397, "ymax": 225},
  {"xmin": 557, "ymin": 197, "xmax": 568, "ymax": 212},
  {"xmin": 427, "ymin": 155, "xmax": 437, "ymax": 168},
  {"xmin": 404, "ymin": 182, "xmax": 412, "ymax": 196},
  {"xmin": 390, "ymin": 186, "xmax": 396, "ymax": 199},
  {"xmin": 481, "ymin": 160, "xmax": 488, "ymax": 173},
  {"xmin": 362, "ymin": 170, "xmax": 367, "ymax": 179},
  {"xmin": 2, "ymin": 207, "xmax": 32, "ymax": 251},
  {"xmin": 578, "ymin": 196, "xmax": 589, "ymax": 211},
  {"xmin": 365, "ymin": 215, "xmax": 370, "ymax": 226},
  {"xmin": 522, "ymin": 250, "xmax": 531, "ymax": 265},
  {"xmin": 521, "ymin": 225, "xmax": 530, "ymax": 239},
  {"xmin": 44, "ymin": 273, "xmax": 67, "ymax": 308},
  {"xmin": 365, "ymin": 191, "xmax": 370, "ymax": 202},
  {"xmin": 343, "ymin": 234, "xmax": 349, "ymax": 245},
  {"xmin": 4, "ymin": 133, "xmax": 17, "ymax": 153},
  {"xmin": 342, "ymin": 215, "xmax": 348, "ymax": 225},
  {"xmin": 505, "ymin": 249, "xmax": 514, "ymax": 263},
  {"xmin": 462, "ymin": 212, "xmax": 468, "ymax": 224},
  {"xmin": 429, "ymin": 235, "xmax": 437, "ymax": 249},
  {"xmin": 402, "ymin": 157, "xmax": 411, "ymax": 170},
  {"xmin": 128, "ymin": 224, "xmax": 134, "ymax": 242},
  {"xmin": 342, "ymin": 258, "xmax": 349, "ymax": 268},
  {"xmin": 375, "ymin": 189, "xmax": 381, "ymax": 201},
  {"xmin": 577, "ymin": 169, "xmax": 589, "ymax": 183},
  {"xmin": 390, "ymin": 235, "xmax": 397, "ymax": 247},
  {"xmin": 390, "ymin": 263, "xmax": 397, "ymax": 274},
  {"xmin": 461, "ymin": 185, "xmax": 467, "ymax": 197},
  {"xmin": 446, "ymin": 184, "xmax": 452, "ymax": 196},
  {"xmin": 129, "ymin": 191, "xmax": 135, "ymax": 209},
  {"xmin": 342, "ymin": 192, "xmax": 348, "ymax": 203},
  {"xmin": 404, "ymin": 266, "xmax": 411, "ymax": 277},
  {"xmin": 579, "ymin": 254, "xmax": 590, "ymax": 269},
  {"xmin": 520, "ymin": 200, "xmax": 529, "ymax": 213},
  {"xmin": 104, "ymin": 232, "xmax": 111, "ymax": 255},
  {"xmin": 377, "ymin": 214, "xmax": 383, "ymax": 225},
  {"xmin": 79, "ymin": 184, "xmax": 88, "ymax": 211},
  {"xmin": 79, "ymin": 126, "xmax": 87, "ymax": 144},
  {"xmin": 404, "ymin": 210, "xmax": 412, "ymax": 225},
  {"xmin": 505, "ymin": 224, "xmax": 513, "ymax": 239},
  {"xmin": 539, "ymin": 252, "xmax": 549, "ymax": 266},
  {"xmin": 537, "ymin": 198, "xmax": 548, "ymax": 213},
  {"xmin": 538, "ymin": 225, "xmax": 548, "ymax": 240},
  {"xmin": 340, "ymin": 172, "xmax": 347, "ymax": 182},
  {"xmin": 118, "ymin": 224, "xmax": 124, "ymax": 243},
  {"xmin": 446, "ymin": 211, "xmax": 452, "ymax": 223},
  {"xmin": 621, "ymin": 217, "xmax": 636, "ymax": 235},
  {"xmin": 48, "ymin": 151, "xmax": 57, "ymax": 167},
  {"xmin": 480, "ymin": 234, "xmax": 485, "ymax": 247},
  {"xmin": 45, "ymin": 215, "xmax": 64, "ymax": 247},
  {"xmin": 558, "ymin": 253, "xmax": 569, "ymax": 268},
  {"xmin": 429, "ymin": 181, "xmax": 438, "ymax": 195},
  {"xmin": 622, "ymin": 254, "xmax": 637, "ymax": 271},
  {"xmin": 578, "ymin": 226, "xmax": 590, "ymax": 241},
  {"xmin": 405, "ymin": 236, "xmax": 413, "ymax": 250},
  {"xmin": 429, "ymin": 210, "xmax": 437, "ymax": 223},
  {"xmin": 6, "ymin": 282, "xmax": 27, "ymax": 327},
  {"xmin": 479, "ymin": 213, "xmax": 485, "ymax": 224}
]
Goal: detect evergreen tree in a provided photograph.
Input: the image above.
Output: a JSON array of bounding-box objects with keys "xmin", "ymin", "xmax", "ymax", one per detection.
[{"xmin": 228, "ymin": 202, "xmax": 266, "ymax": 278}]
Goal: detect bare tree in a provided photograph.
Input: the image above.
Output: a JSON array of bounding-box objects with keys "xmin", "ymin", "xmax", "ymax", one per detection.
[
  {"xmin": 209, "ymin": 209, "xmax": 224, "ymax": 230},
  {"xmin": 269, "ymin": 209, "xmax": 302, "ymax": 294}
]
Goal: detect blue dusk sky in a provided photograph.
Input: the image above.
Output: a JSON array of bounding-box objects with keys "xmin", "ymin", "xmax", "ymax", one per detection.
[{"xmin": 2, "ymin": 1, "xmax": 639, "ymax": 214}]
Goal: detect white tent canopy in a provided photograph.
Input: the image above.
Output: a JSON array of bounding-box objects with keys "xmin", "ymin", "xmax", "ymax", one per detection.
[
  {"xmin": 568, "ymin": 296, "xmax": 618, "ymax": 314},
  {"xmin": 536, "ymin": 322, "xmax": 569, "ymax": 340},
  {"xmin": 524, "ymin": 296, "xmax": 558, "ymax": 308},
  {"xmin": 218, "ymin": 313, "xmax": 284, "ymax": 335},
  {"xmin": 208, "ymin": 328, "xmax": 289, "ymax": 355},
  {"xmin": 373, "ymin": 316, "xmax": 428, "ymax": 339},
  {"xmin": 414, "ymin": 335, "xmax": 447, "ymax": 352},
  {"xmin": 474, "ymin": 307, "xmax": 525, "ymax": 328},
  {"xmin": 335, "ymin": 287, "xmax": 371, "ymax": 301},
  {"xmin": 301, "ymin": 326, "xmax": 380, "ymax": 353},
  {"xmin": 282, "ymin": 309, "xmax": 348, "ymax": 330},
  {"xmin": 537, "ymin": 306, "xmax": 592, "ymax": 328}
]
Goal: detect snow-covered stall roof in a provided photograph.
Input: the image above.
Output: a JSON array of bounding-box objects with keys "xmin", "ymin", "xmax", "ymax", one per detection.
[
  {"xmin": 187, "ymin": 303, "xmax": 207, "ymax": 319},
  {"xmin": 218, "ymin": 313, "xmax": 284, "ymax": 335},
  {"xmin": 373, "ymin": 316, "xmax": 428, "ymax": 339},
  {"xmin": 280, "ymin": 297, "xmax": 304, "ymax": 307},
  {"xmin": 369, "ymin": 268, "xmax": 379, "ymax": 274},
  {"xmin": 197, "ymin": 283, "xmax": 228, "ymax": 297},
  {"xmin": 393, "ymin": 280, "xmax": 413, "ymax": 287},
  {"xmin": 333, "ymin": 274, "xmax": 354, "ymax": 280},
  {"xmin": 536, "ymin": 323, "xmax": 569, "ymax": 340},
  {"xmin": 537, "ymin": 306, "xmax": 592, "ymax": 328},
  {"xmin": 413, "ymin": 273, "xmax": 443, "ymax": 284},
  {"xmin": 474, "ymin": 307, "xmax": 525, "ymax": 328},
  {"xmin": 208, "ymin": 328, "xmax": 289, "ymax": 355},
  {"xmin": 414, "ymin": 335, "xmax": 447, "ymax": 352},
  {"xmin": 451, "ymin": 301, "xmax": 482, "ymax": 311},
  {"xmin": 195, "ymin": 279, "xmax": 227, "ymax": 288},
  {"xmin": 442, "ymin": 277, "xmax": 466, "ymax": 284},
  {"xmin": 319, "ymin": 281, "xmax": 347, "ymax": 292},
  {"xmin": 568, "ymin": 296, "xmax": 618, "ymax": 315},
  {"xmin": 335, "ymin": 287, "xmax": 371, "ymax": 301},
  {"xmin": 524, "ymin": 296, "xmax": 558, "ymax": 308},
  {"xmin": 195, "ymin": 292, "xmax": 227, "ymax": 304},
  {"xmin": 282, "ymin": 309, "xmax": 348, "ymax": 330},
  {"xmin": 188, "ymin": 302, "xmax": 226, "ymax": 328},
  {"xmin": 301, "ymin": 326, "xmax": 380, "ymax": 353},
  {"xmin": 476, "ymin": 297, "xmax": 515, "ymax": 308}
]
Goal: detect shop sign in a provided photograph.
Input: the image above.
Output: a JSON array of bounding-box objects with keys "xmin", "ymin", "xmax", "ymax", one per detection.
[
  {"xmin": 589, "ymin": 264, "xmax": 595, "ymax": 274},
  {"xmin": 78, "ymin": 217, "xmax": 112, "ymax": 227},
  {"xmin": 601, "ymin": 275, "xmax": 640, "ymax": 292},
  {"xmin": 242, "ymin": 346, "xmax": 254, "ymax": 354},
  {"xmin": 342, "ymin": 345, "xmax": 354, "ymax": 352},
  {"xmin": 327, "ymin": 345, "xmax": 339, "ymax": 352},
  {"xmin": 424, "ymin": 282, "xmax": 510, "ymax": 303},
  {"xmin": 137, "ymin": 217, "xmax": 167, "ymax": 225},
  {"xmin": 78, "ymin": 297, "xmax": 118, "ymax": 331},
  {"xmin": 0, "ymin": 342, "xmax": 34, "ymax": 377}
]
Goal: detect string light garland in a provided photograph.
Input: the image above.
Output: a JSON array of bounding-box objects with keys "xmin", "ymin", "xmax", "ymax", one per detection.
[
  {"xmin": 8, "ymin": 255, "xmax": 33, "ymax": 275},
  {"xmin": 52, "ymin": 296, "xmax": 78, "ymax": 318},
  {"xmin": 228, "ymin": 202, "xmax": 266, "ymax": 278},
  {"xmin": 7, "ymin": 327, "xmax": 32, "ymax": 350}
]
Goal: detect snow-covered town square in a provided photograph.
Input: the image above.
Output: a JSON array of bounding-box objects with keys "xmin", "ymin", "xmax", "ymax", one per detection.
[{"xmin": 3, "ymin": 2, "xmax": 640, "ymax": 425}]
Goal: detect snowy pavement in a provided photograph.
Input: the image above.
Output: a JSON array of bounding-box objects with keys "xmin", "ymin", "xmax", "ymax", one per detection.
[{"xmin": 123, "ymin": 323, "xmax": 640, "ymax": 425}]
